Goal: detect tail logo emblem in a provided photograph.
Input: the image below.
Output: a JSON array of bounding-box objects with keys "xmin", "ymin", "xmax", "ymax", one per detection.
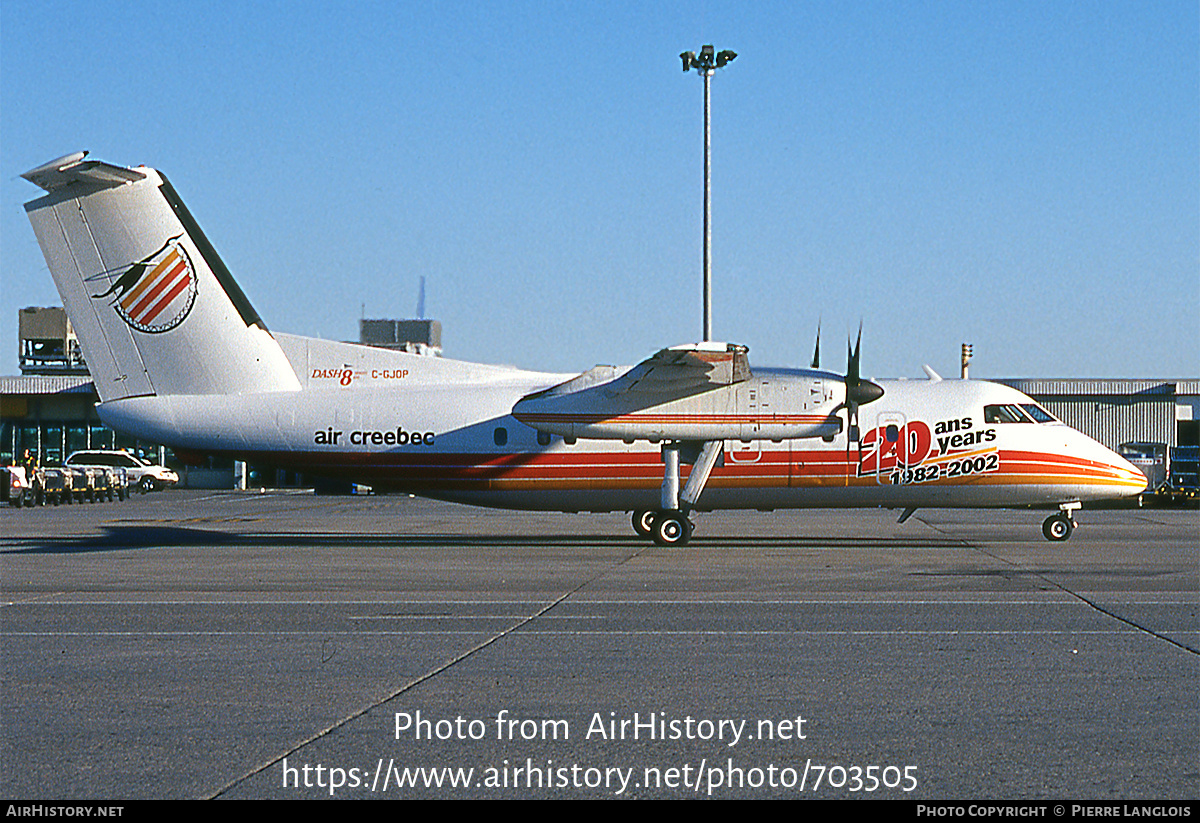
[{"xmin": 90, "ymin": 235, "xmax": 198, "ymax": 334}]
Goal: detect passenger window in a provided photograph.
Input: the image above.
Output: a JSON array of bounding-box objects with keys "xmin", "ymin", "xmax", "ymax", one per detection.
[
  {"xmin": 885, "ymin": 424, "xmax": 899, "ymax": 442},
  {"xmin": 494, "ymin": 427, "xmax": 508, "ymax": 446}
]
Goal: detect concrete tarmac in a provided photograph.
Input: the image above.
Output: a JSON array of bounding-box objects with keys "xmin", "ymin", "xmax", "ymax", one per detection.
[{"xmin": 1, "ymin": 491, "xmax": 1196, "ymax": 799}]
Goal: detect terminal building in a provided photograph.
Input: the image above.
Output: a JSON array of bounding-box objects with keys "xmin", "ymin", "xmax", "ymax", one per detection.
[{"xmin": 2, "ymin": 307, "xmax": 1196, "ymax": 489}]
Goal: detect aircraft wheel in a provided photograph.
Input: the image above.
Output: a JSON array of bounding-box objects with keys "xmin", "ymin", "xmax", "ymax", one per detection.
[
  {"xmin": 632, "ymin": 510, "xmax": 656, "ymax": 538},
  {"xmin": 1042, "ymin": 514, "xmax": 1074, "ymax": 542},
  {"xmin": 652, "ymin": 512, "xmax": 691, "ymax": 547}
]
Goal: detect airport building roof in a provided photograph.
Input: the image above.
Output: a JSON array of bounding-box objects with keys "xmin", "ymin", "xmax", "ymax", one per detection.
[
  {"xmin": 0, "ymin": 375, "xmax": 96, "ymax": 395},
  {"xmin": 992, "ymin": 379, "xmax": 1199, "ymax": 396}
]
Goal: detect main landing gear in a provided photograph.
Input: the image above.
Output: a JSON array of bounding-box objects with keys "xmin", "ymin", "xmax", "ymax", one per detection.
[
  {"xmin": 1042, "ymin": 502, "xmax": 1080, "ymax": 541},
  {"xmin": 632, "ymin": 439, "xmax": 723, "ymax": 547},
  {"xmin": 632, "ymin": 509, "xmax": 693, "ymax": 547}
]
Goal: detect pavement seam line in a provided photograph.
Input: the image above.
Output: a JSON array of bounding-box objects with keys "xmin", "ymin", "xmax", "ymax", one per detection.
[
  {"xmin": 204, "ymin": 544, "xmax": 650, "ymax": 799},
  {"xmin": 968, "ymin": 544, "xmax": 1200, "ymax": 657}
]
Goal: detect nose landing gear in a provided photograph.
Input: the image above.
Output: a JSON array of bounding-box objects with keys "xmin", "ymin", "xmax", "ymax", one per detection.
[
  {"xmin": 1042, "ymin": 513, "xmax": 1074, "ymax": 541},
  {"xmin": 1042, "ymin": 502, "xmax": 1080, "ymax": 541}
]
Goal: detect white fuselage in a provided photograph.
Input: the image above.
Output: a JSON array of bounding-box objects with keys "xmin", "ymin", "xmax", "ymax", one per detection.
[
  {"xmin": 21, "ymin": 155, "xmax": 1147, "ymax": 520},
  {"xmin": 95, "ymin": 333, "xmax": 1147, "ymax": 513}
]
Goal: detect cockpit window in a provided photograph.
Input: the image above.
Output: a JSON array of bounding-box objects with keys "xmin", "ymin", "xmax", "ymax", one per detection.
[
  {"xmin": 1020, "ymin": 403, "xmax": 1058, "ymax": 423},
  {"xmin": 984, "ymin": 404, "xmax": 1034, "ymax": 423}
]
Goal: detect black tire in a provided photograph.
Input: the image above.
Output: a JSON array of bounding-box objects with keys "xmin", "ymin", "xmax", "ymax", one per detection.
[
  {"xmin": 632, "ymin": 510, "xmax": 656, "ymax": 538},
  {"xmin": 140, "ymin": 477, "xmax": 155, "ymax": 494},
  {"xmin": 652, "ymin": 512, "xmax": 691, "ymax": 547},
  {"xmin": 1042, "ymin": 514, "xmax": 1073, "ymax": 541}
]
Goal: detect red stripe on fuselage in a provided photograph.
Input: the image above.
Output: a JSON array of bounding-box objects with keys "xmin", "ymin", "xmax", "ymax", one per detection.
[{"xmin": 186, "ymin": 445, "xmax": 1133, "ymax": 491}]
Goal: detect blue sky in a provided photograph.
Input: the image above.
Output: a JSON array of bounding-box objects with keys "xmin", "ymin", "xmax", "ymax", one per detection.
[{"xmin": 2, "ymin": 1, "xmax": 1196, "ymax": 379}]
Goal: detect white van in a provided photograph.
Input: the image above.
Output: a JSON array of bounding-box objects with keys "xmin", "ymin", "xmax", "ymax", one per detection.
[{"xmin": 65, "ymin": 451, "xmax": 179, "ymax": 493}]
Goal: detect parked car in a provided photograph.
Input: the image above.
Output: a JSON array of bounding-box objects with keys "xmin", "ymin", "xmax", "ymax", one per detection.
[
  {"xmin": 3, "ymin": 466, "xmax": 31, "ymax": 506},
  {"xmin": 65, "ymin": 451, "xmax": 178, "ymax": 493}
]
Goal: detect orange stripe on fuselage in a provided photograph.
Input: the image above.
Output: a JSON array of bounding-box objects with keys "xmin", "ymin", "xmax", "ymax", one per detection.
[{"xmin": 195, "ymin": 446, "xmax": 1138, "ymax": 492}]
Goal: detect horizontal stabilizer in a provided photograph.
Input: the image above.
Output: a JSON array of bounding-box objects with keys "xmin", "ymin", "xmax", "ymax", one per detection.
[{"xmin": 22, "ymin": 151, "xmax": 147, "ymax": 192}]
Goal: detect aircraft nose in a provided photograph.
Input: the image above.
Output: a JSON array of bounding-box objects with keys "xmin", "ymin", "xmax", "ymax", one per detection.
[{"xmin": 1098, "ymin": 444, "xmax": 1149, "ymax": 496}]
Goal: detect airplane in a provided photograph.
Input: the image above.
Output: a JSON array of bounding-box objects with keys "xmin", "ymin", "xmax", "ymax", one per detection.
[{"xmin": 20, "ymin": 152, "xmax": 1148, "ymax": 545}]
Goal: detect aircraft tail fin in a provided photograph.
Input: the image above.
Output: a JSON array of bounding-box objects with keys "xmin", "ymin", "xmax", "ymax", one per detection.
[{"xmin": 22, "ymin": 152, "xmax": 300, "ymax": 402}]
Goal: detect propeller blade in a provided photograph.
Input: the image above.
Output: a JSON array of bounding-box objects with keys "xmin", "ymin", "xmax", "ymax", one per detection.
[
  {"xmin": 847, "ymin": 323, "xmax": 862, "ymax": 387},
  {"xmin": 845, "ymin": 323, "xmax": 883, "ymax": 408},
  {"xmin": 838, "ymin": 324, "xmax": 883, "ymax": 482},
  {"xmin": 844, "ymin": 328, "xmax": 860, "ymax": 480},
  {"xmin": 810, "ymin": 321, "xmax": 821, "ymax": 369}
]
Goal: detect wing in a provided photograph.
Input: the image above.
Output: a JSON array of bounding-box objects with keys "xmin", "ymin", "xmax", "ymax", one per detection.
[
  {"xmin": 524, "ymin": 342, "xmax": 751, "ymax": 406},
  {"xmin": 513, "ymin": 342, "xmax": 753, "ymax": 441},
  {"xmin": 513, "ymin": 342, "xmax": 838, "ymax": 442}
]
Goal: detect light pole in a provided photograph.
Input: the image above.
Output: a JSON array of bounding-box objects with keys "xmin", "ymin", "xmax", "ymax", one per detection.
[{"xmin": 680, "ymin": 45, "xmax": 736, "ymax": 342}]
